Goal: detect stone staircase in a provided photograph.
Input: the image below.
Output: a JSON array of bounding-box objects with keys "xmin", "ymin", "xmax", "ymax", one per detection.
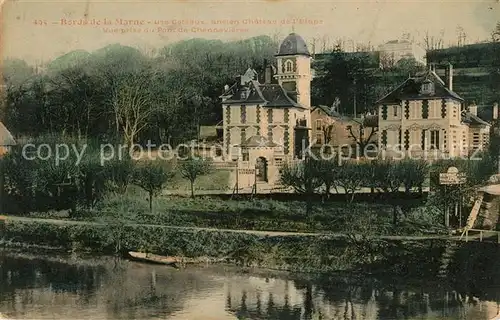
[{"xmin": 437, "ymin": 241, "xmax": 459, "ymax": 279}]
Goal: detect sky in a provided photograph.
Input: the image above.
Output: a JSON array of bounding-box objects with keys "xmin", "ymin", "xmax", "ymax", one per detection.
[{"xmin": 1, "ymin": 0, "xmax": 499, "ymax": 65}]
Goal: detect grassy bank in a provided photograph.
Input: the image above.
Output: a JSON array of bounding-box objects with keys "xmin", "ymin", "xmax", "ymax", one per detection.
[
  {"xmin": 26, "ymin": 193, "xmax": 444, "ymax": 235},
  {"xmin": 1, "ymin": 218, "xmax": 448, "ymax": 277}
]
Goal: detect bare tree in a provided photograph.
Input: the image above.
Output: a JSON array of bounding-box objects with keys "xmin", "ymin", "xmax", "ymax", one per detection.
[
  {"xmin": 322, "ymin": 122, "xmax": 335, "ymax": 145},
  {"xmin": 111, "ymin": 68, "xmax": 159, "ymax": 146},
  {"xmin": 346, "ymin": 118, "xmax": 378, "ymax": 152},
  {"xmin": 379, "ymin": 51, "xmax": 396, "ymax": 70},
  {"xmin": 321, "ymin": 35, "xmax": 330, "ymax": 53},
  {"xmin": 492, "ymin": 22, "xmax": 500, "ymax": 42},
  {"xmin": 309, "ymin": 37, "xmax": 318, "ymax": 56},
  {"xmin": 456, "ymin": 25, "xmax": 467, "ymax": 47},
  {"xmin": 422, "ymin": 30, "xmax": 445, "ymax": 50},
  {"xmin": 334, "ymin": 37, "xmax": 346, "ymax": 51}
]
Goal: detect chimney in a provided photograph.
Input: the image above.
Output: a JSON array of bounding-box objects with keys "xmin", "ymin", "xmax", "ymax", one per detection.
[
  {"xmin": 430, "ymin": 63, "xmax": 436, "ymax": 73},
  {"xmin": 444, "ymin": 63, "xmax": 453, "ymax": 91},
  {"xmin": 264, "ymin": 65, "xmax": 272, "ymax": 84},
  {"xmin": 494, "ymin": 102, "xmax": 499, "ymax": 120},
  {"xmin": 468, "ymin": 102, "xmax": 477, "ymax": 116}
]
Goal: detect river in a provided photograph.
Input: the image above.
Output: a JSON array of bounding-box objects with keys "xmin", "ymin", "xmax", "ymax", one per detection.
[{"xmin": 0, "ymin": 250, "xmax": 498, "ymax": 320}]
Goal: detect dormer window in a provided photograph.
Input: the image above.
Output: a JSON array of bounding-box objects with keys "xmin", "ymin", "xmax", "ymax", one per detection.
[
  {"xmin": 285, "ymin": 60, "xmax": 293, "ymax": 73},
  {"xmin": 240, "ymin": 89, "xmax": 248, "ymax": 99},
  {"xmin": 420, "ymin": 80, "xmax": 435, "ymax": 95}
]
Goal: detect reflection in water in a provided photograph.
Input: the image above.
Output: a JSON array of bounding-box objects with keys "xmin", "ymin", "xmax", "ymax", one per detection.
[{"xmin": 0, "ymin": 251, "xmax": 499, "ymax": 319}]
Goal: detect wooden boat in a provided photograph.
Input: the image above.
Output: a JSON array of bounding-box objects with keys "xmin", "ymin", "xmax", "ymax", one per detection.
[{"xmin": 126, "ymin": 251, "xmax": 179, "ymax": 266}]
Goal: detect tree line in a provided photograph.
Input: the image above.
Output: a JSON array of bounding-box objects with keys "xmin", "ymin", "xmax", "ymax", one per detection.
[
  {"xmin": 1, "ymin": 37, "xmax": 278, "ymax": 145},
  {"xmin": 279, "ymin": 153, "xmax": 497, "ymax": 224},
  {"xmin": 1, "ymin": 35, "xmax": 429, "ymax": 145},
  {"xmin": 0, "ymin": 136, "xmax": 213, "ymax": 215}
]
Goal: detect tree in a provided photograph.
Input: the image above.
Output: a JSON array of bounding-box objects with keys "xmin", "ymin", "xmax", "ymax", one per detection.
[
  {"xmin": 315, "ymin": 158, "xmax": 339, "ymax": 200},
  {"xmin": 105, "ymin": 157, "xmax": 136, "ymax": 195},
  {"xmin": 399, "ymin": 159, "xmax": 429, "ymax": 195},
  {"xmin": 178, "ymin": 157, "xmax": 213, "ymax": 198},
  {"xmin": 335, "ymin": 161, "xmax": 366, "ymax": 203},
  {"xmin": 133, "ymin": 161, "xmax": 174, "ymax": 213},
  {"xmin": 75, "ymin": 149, "xmax": 108, "ymax": 209},
  {"xmin": 422, "ymin": 30, "xmax": 445, "ymax": 50},
  {"xmin": 379, "ymin": 52, "xmax": 396, "ymax": 70},
  {"xmin": 316, "ymin": 115, "xmax": 335, "ymax": 144},
  {"xmin": 346, "ymin": 118, "xmax": 378, "ymax": 154},
  {"xmin": 279, "ymin": 157, "xmax": 323, "ymax": 214},
  {"xmin": 493, "ymin": 22, "xmax": 500, "ymax": 42},
  {"xmin": 312, "ymin": 47, "xmax": 378, "ymax": 115},
  {"xmin": 371, "ymin": 160, "xmax": 405, "ymax": 225},
  {"xmin": 111, "ymin": 67, "xmax": 160, "ymax": 146},
  {"xmin": 456, "ymin": 25, "xmax": 467, "ymax": 47}
]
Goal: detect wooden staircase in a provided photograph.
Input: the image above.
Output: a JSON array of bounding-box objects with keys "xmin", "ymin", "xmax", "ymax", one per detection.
[{"xmin": 460, "ymin": 193, "xmax": 484, "ymax": 240}]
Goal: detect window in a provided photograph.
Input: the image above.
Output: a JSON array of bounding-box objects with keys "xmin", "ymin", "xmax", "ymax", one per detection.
[
  {"xmin": 430, "ymin": 100, "xmax": 440, "ymax": 118},
  {"xmin": 430, "ymin": 130, "xmax": 440, "ymax": 149},
  {"xmin": 410, "ymin": 130, "xmax": 420, "ymax": 146},
  {"xmin": 420, "ymin": 80, "xmax": 434, "ymax": 94},
  {"xmin": 393, "ymin": 105, "xmax": 398, "ymax": 117},
  {"xmin": 240, "ymin": 90, "xmax": 248, "ymax": 99},
  {"xmin": 242, "ymin": 152, "xmax": 249, "ymax": 161},
  {"xmin": 215, "ymin": 147, "xmax": 222, "ymax": 157},
  {"xmin": 409, "ymin": 101, "xmax": 421, "ymax": 119},
  {"xmin": 316, "ymin": 133, "xmax": 323, "ymax": 144},
  {"xmin": 316, "ymin": 119, "xmax": 323, "ymax": 130},
  {"xmin": 240, "ymin": 105, "xmax": 246, "ymax": 123},
  {"xmin": 285, "ymin": 60, "xmax": 293, "ymax": 72}
]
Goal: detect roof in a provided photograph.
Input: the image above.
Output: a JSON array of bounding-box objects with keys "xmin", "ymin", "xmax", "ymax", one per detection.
[
  {"xmin": 375, "ymin": 70, "xmax": 464, "ymax": 105},
  {"xmin": 351, "ymin": 115, "xmax": 379, "ymax": 128},
  {"xmin": 313, "ymin": 105, "xmax": 342, "ymax": 118},
  {"xmin": 477, "ymin": 105, "xmax": 499, "ymax": 122},
  {"xmin": 275, "ymin": 33, "xmax": 311, "ymax": 57},
  {"xmin": 0, "ymin": 122, "xmax": 15, "ymax": 146},
  {"xmin": 312, "ymin": 105, "xmax": 356, "ymax": 122},
  {"xmin": 239, "ymin": 135, "xmax": 278, "ymax": 148},
  {"xmin": 462, "ymin": 112, "xmax": 490, "ymax": 127},
  {"xmin": 220, "ymin": 80, "xmax": 304, "ymax": 108}
]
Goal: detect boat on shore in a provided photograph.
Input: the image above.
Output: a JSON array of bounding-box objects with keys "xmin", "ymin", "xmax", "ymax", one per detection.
[
  {"xmin": 126, "ymin": 251, "xmax": 179, "ymax": 266},
  {"xmin": 126, "ymin": 251, "xmax": 227, "ymax": 267}
]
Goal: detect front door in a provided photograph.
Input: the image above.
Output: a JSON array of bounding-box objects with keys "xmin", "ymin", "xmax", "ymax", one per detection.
[{"xmin": 256, "ymin": 157, "xmax": 268, "ymax": 182}]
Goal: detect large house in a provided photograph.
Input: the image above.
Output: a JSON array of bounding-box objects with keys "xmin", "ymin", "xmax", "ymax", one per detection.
[
  {"xmin": 220, "ymin": 33, "xmax": 313, "ymax": 184},
  {"xmin": 375, "ymin": 63, "xmax": 492, "ymax": 159},
  {"xmin": 310, "ymin": 104, "xmax": 378, "ymax": 154},
  {"xmin": 378, "ymin": 39, "xmax": 427, "ymax": 67}
]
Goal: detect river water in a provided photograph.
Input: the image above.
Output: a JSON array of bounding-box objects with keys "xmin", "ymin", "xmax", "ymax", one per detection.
[{"xmin": 0, "ymin": 250, "xmax": 499, "ymax": 320}]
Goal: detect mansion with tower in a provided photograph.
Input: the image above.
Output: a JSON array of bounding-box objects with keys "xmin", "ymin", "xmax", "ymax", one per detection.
[
  {"xmin": 218, "ymin": 32, "xmax": 497, "ymax": 188},
  {"xmin": 220, "ymin": 33, "xmax": 313, "ymax": 185}
]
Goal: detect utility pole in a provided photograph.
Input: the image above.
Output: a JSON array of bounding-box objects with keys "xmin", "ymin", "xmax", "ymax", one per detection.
[
  {"xmin": 353, "ymin": 78, "xmax": 357, "ymax": 118},
  {"xmin": 0, "ymin": 158, "xmax": 4, "ymax": 213}
]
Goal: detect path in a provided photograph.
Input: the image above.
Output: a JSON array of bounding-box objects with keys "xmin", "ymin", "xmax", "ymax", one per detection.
[
  {"xmin": 164, "ymin": 186, "xmax": 431, "ymax": 196},
  {"xmin": 2, "ymin": 215, "xmax": 474, "ymax": 241}
]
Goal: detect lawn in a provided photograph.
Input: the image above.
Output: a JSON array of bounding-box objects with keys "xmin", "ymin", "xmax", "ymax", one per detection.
[{"xmin": 39, "ymin": 189, "xmax": 444, "ymax": 236}]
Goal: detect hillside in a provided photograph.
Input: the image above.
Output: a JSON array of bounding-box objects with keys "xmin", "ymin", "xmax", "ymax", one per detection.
[{"xmin": 427, "ymin": 42, "xmax": 500, "ymax": 105}]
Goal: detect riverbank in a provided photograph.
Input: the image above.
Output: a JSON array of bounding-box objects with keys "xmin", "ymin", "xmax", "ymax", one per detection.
[{"xmin": 1, "ymin": 217, "xmax": 452, "ymax": 278}]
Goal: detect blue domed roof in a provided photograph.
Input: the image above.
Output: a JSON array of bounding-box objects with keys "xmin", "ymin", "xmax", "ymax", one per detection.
[{"xmin": 276, "ymin": 33, "xmax": 311, "ymax": 57}]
